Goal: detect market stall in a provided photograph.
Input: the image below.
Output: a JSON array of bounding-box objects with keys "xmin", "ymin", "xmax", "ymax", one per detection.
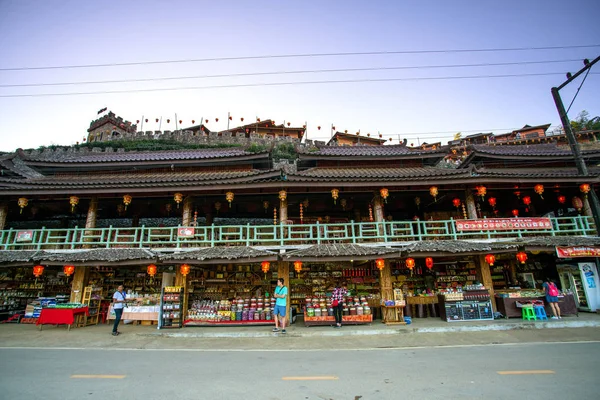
[
  {"xmin": 495, "ymin": 290, "xmax": 578, "ymax": 318},
  {"xmin": 438, "ymin": 285, "xmax": 494, "ymax": 322},
  {"xmin": 303, "ymin": 295, "xmax": 373, "ymax": 327},
  {"xmin": 37, "ymin": 305, "xmax": 89, "ymax": 331},
  {"xmin": 107, "ymin": 293, "xmax": 160, "ymax": 325}
]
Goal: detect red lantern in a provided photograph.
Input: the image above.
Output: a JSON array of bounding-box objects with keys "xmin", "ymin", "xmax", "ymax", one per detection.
[
  {"xmin": 317, "ymin": 126, "xmax": 321, "ymax": 130},
  {"xmin": 180, "ymin": 264, "xmax": 191, "ymax": 276},
  {"xmin": 215, "ymin": 118, "xmax": 219, "ymax": 122},
  {"xmin": 145, "ymin": 119, "xmax": 148, "ymax": 123},
  {"xmin": 287, "ymin": 122, "xmax": 291, "ymax": 127},
  {"xmin": 534, "ymin": 184, "xmax": 544, "ymax": 198},
  {"xmin": 33, "ymin": 265, "xmax": 44, "ymax": 278},
  {"xmin": 293, "ymin": 261, "xmax": 302, "ymax": 273},
  {"xmin": 476, "ymin": 185, "xmax": 487, "ymax": 198},
  {"xmin": 192, "ymin": 120, "xmax": 195, "ymax": 124},
  {"xmin": 488, "ymin": 197, "xmax": 497, "ymax": 208},
  {"xmin": 425, "ymin": 257, "xmax": 434, "ymax": 270},
  {"xmin": 136, "ymin": 120, "xmax": 140, "ymax": 124},
  {"xmin": 155, "ymin": 118, "xmax": 159, "ymax": 123},
  {"xmin": 516, "ymin": 252, "xmax": 527, "ymax": 264},
  {"xmin": 558, "ymin": 195, "xmax": 566, "ymax": 204},
  {"xmin": 580, "ymin": 183, "xmax": 591, "ymax": 195},
  {"xmin": 241, "ymin": 117, "xmax": 244, "ymax": 122},
  {"xmin": 572, "ymin": 196, "xmax": 583, "ymax": 212},
  {"xmin": 375, "ymin": 258, "xmax": 385, "ymax": 271},
  {"xmin": 167, "ymin": 119, "xmax": 170, "ymax": 123},
  {"xmin": 405, "ymin": 258, "xmax": 415, "ymax": 270},
  {"xmin": 452, "ymin": 198, "xmax": 461, "ymax": 209},
  {"xmin": 261, "ymin": 261, "xmax": 270, "ymax": 274},
  {"xmin": 229, "ymin": 116, "xmax": 233, "ymax": 120},
  {"xmin": 511, "ymin": 209, "xmax": 519, "ymax": 217},
  {"xmin": 147, "ymin": 264, "xmax": 157, "ymax": 277},
  {"xmin": 63, "ymin": 265, "xmax": 75, "ymax": 277},
  {"xmin": 523, "ymin": 196, "xmax": 532, "ymax": 206},
  {"xmin": 485, "ymin": 254, "xmax": 496, "ymax": 266},
  {"xmin": 179, "ymin": 120, "xmax": 182, "ymax": 124}
]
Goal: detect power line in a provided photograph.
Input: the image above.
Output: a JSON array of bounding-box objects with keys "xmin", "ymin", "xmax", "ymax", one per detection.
[
  {"xmin": 0, "ymin": 59, "xmax": 582, "ymax": 88},
  {"xmin": 1, "ymin": 45, "xmax": 598, "ymax": 72},
  {"xmin": 3, "ymin": 72, "xmax": 595, "ymax": 98}
]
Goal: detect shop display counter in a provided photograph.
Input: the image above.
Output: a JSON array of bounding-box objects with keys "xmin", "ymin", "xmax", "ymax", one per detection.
[
  {"xmin": 303, "ymin": 313, "xmax": 372, "ymax": 327},
  {"xmin": 184, "ymin": 319, "xmax": 273, "ymax": 327},
  {"xmin": 495, "ymin": 293, "xmax": 578, "ymax": 318},
  {"xmin": 381, "ymin": 305, "xmax": 406, "ymax": 325},
  {"xmin": 438, "ymin": 291, "xmax": 494, "ymax": 322},
  {"xmin": 107, "ymin": 305, "xmax": 159, "ymax": 322},
  {"xmin": 37, "ymin": 306, "xmax": 89, "ymax": 331}
]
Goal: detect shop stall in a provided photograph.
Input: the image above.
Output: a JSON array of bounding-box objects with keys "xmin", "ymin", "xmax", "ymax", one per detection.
[{"xmin": 495, "ymin": 289, "xmax": 578, "ymax": 318}]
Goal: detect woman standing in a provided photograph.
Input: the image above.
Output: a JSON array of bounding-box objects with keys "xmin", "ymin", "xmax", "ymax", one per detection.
[
  {"xmin": 543, "ymin": 278, "xmax": 561, "ymax": 319},
  {"xmin": 331, "ymin": 283, "xmax": 347, "ymax": 328}
]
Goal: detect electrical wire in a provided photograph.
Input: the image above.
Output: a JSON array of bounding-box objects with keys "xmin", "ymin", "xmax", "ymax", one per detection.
[
  {"xmin": 566, "ymin": 68, "xmax": 591, "ymax": 114},
  {"xmin": 2, "ymin": 72, "xmax": 593, "ymax": 98},
  {"xmin": 0, "ymin": 59, "xmax": 582, "ymax": 88},
  {"xmin": 1, "ymin": 45, "xmax": 598, "ymax": 71}
]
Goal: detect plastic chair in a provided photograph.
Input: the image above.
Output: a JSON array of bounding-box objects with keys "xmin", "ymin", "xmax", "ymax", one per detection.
[
  {"xmin": 522, "ymin": 306, "xmax": 536, "ymax": 321},
  {"xmin": 534, "ymin": 306, "xmax": 548, "ymax": 320}
]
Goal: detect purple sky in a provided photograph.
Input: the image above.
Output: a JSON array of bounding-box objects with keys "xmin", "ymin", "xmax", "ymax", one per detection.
[{"xmin": 0, "ymin": 0, "xmax": 599, "ymax": 151}]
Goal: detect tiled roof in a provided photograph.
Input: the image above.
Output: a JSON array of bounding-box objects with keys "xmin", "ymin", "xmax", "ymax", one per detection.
[
  {"xmin": 470, "ymin": 143, "xmax": 600, "ymax": 157},
  {"xmin": 298, "ymin": 144, "xmax": 445, "ymax": 158},
  {"xmin": 404, "ymin": 241, "xmax": 519, "ymax": 254},
  {"xmin": 289, "ymin": 167, "xmax": 471, "ymax": 181},
  {"xmin": 0, "ymin": 250, "xmax": 41, "ymax": 264},
  {"xmin": 18, "ymin": 147, "xmax": 265, "ymax": 163},
  {"xmin": 32, "ymin": 249, "xmax": 155, "ymax": 263},
  {"xmin": 474, "ymin": 167, "xmax": 600, "ymax": 179},
  {"xmin": 159, "ymin": 247, "xmax": 277, "ymax": 262},
  {"xmin": 519, "ymin": 236, "xmax": 600, "ymax": 248},
  {"xmin": 285, "ymin": 244, "xmax": 399, "ymax": 260}
]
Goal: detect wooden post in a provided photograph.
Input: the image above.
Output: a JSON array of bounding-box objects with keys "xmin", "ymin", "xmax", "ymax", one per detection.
[
  {"xmin": 279, "ymin": 199, "xmax": 288, "ymax": 224},
  {"xmin": 373, "ymin": 194, "xmax": 385, "ymax": 237},
  {"xmin": 83, "ymin": 197, "xmax": 98, "ymax": 247},
  {"xmin": 277, "ymin": 261, "xmax": 291, "ymax": 324},
  {"xmin": 70, "ymin": 267, "xmax": 89, "ymax": 303},
  {"xmin": 583, "ymin": 197, "xmax": 593, "ymax": 217},
  {"xmin": 182, "ymin": 196, "xmax": 194, "ymax": 226},
  {"xmin": 379, "ymin": 260, "xmax": 393, "ymax": 301},
  {"xmin": 478, "ymin": 255, "xmax": 497, "ymax": 310},
  {"xmin": 174, "ymin": 268, "xmax": 188, "ymax": 320},
  {"xmin": 0, "ymin": 202, "xmax": 8, "ymax": 230},
  {"xmin": 465, "ymin": 189, "xmax": 478, "ymax": 219}
]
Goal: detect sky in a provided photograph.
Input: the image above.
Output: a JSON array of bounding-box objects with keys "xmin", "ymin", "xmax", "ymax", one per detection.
[{"xmin": 0, "ymin": 0, "xmax": 599, "ymax": 151}]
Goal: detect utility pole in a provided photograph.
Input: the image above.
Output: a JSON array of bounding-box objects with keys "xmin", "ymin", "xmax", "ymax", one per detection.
[{"xmin": 551, "ymin": 56, "xmax": 600, "ymax": 234}]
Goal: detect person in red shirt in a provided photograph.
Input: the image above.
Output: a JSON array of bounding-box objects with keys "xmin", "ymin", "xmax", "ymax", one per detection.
[{"xmin": 331, "ymin": 283, "xmax": 347, "ymax": 328}]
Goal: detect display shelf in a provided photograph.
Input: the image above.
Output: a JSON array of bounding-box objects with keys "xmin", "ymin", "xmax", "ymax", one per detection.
[
  {"xmin": 159, "ymin": 286, "xmax": 183, "ymax": 329},
  {"xmin": 438, "ymin": 291, "xmax": 494, "ymax": 322}
]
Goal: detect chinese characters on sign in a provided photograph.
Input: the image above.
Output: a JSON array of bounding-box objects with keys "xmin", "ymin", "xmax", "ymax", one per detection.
[
  {"xmin": 556, "ymin": 247, "xmax": 600, "ymax": 258},
  {"xmin": 455, "ymin": 218, "xmax": 552, "ymax": 231}
]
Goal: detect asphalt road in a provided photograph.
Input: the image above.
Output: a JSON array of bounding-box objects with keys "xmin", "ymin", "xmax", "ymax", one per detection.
[{"xmin": 1, "ymin": 342, "xmax": 598, "ymax": 400}]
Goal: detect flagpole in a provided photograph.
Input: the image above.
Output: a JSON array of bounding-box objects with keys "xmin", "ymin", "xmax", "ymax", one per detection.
[
  {"xmin": 140, "ymin": 115, "xmax": 144, "ymax": 131},
  {"xmin": 159, "ymin": 117, "xmax": 162, "ymax": 131},
  {"xmin": 227, "ymin": 112, "xmax": 230, "ymax": 130},
  {"xmin": 175, "ymin": 113, "xmax": 178, "ymax": 131}
]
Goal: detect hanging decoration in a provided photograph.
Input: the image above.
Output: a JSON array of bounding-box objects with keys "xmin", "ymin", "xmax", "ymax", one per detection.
[
  {"xmin": 516, "ymin": 252, "xmax": 528, "ymax": 264},
  {"xmin": 484, "ymin": 254, "xmax": 496, "ymax": 266},
  {"xmin": 580, "ymin": 183, "xmax": 591, "ymax": 197},
  {"xmin": 299, "ymin": 203, "xmax": 303, "ymax": 223},
  {"xmin": 214, "ymin": 201, "xmax": 222, "ymax": 213},
  {"xmin": 180, "ymin": 264, "xmax": 191, "ymax": 276},
  {"xmin": 414, "ymin": 197, "xmax": 421, "ymax": 209},
  {"xmin": 225, "ymin": 191, "xmax": 234, "ymax": 206},
  {"xmin": 522, "ymin": 196, "xmax": 532, "ymax": 206},
  {"xmin": 263, "ymin": 200, "xmax": 270, "ymax": 213},
  {"xmin": 511, "ymin": 209, "xmax": 519, "ymax": 217},
  {"xmin": 278, "ymin": 190, "xmax": 287, "ymax": 202},
  {"xmin": 293, "ymin": 260, "xmax": 303, "ymax": 274},
  {"xmin": 69, "ymin": 196, "xmax": 79, "ymax": 213},
  {"xmin": 462, "ymin": 203, "xmax": 468, "ymax": 219},
  {"xmin": 513, "ymin": 190, "xmax": 521, "ymax": 199},
  {"xmin": 380, "ymin": 188, "xmax": 389, "ymax": 203},
  {"xmin": 33, "ymin": 265, "xmax": 44, "ymax": 278},
  {"xmin": 572, "ymin": 196, "xmax": 583, "ymax": 212},
  {"xmin": 302, "ymin": 198, "xmax": 309, "ymax": 209},
  {"xmin": 429, "ymin": 186, "xmax": 438, "ymax": 201},
  {"xmin": 452, "ymin": 198, "xmax": 461, "ymax": 209},
  {"xmin": 261, "ymin": 261, "xmax": 270, "ymax": 277},
  {"xmin": 425, "ymin": 257, "xmax": 434, "ymax": 270},
  {"xmin": 63, "ymin": 265, "xmax": 75, "ymax": 277},
  {"xmin": 147, "ymin": 264, "xmax": 157, "ymax": 277},
  {"xmin": 18, "ymin": 197, "xmax": 28, "ymax": 214},
  {"xmin": 375, "ymin": 258, "xmax": 385, "ymax": 271},
  {"xmin": 488, "ymin": 197, "xmax": 497, "ymax": 208},
  {"xmin": 557, "ymin": 195, "xmax": 566, "ymax": 204},
  {"xmin": 368, "ymin": 204, "xmax": 374, "ymax": 221},
  {"xmin": 405, "ymin": 258, "xmax": 415, "ymax": 270},
  {"xmin": 476, "ymin": 185, "xmax": 487, "ymax": 199},
  {"xmin": 340, "ymin": 198, "xmax": 347, "ymax": 211},
  {"xmin": 534, "ymin": 184, "xmax": 544, "ymax": 199},
  {"xmin": 123, "ymin": 194, "xmax": 132, "ymax": 210},
  {"xmin": 331, "ymin": 188, "xmax": 339, "ymax": 204},
  {"xmin": 174, "ymin": 192, "xmax": 183, "ymax": 208},
  {"xmin": 273, "ymin": 207, "xmax": 277, "ymax": 225}
]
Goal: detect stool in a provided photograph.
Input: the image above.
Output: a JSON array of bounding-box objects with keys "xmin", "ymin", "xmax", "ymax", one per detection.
[
  {"xmin": 522, "ymin": 306, "xmax": 536, "ymax": 321},
  {"xmin": 534, "ymin": 306, "xmax": 548, "ymax": 320}
]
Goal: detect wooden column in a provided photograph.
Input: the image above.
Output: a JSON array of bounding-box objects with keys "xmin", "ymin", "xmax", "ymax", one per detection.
[
  {"xmin": 279, "ymin": 199, "xmax": 288, "ymax": 224},
  {"xmin": 83, "ymin": 197, "xmax": 98, "ymax": 247},
  {"xmin": 465, "ymin": 189, "xmax": 478, "ymax": 219},
  {"xmin": 478, "ymin": 255, "xmax": 497, "ymax": 310},
  {"xmin": 583, "ymin": 197, "xmax": 593, "ymax": 217},
  {"xmin": 174, "ymin": 268, "xmax": 188, "ymax": 320},
  {"xmin": 277, "ymin": 261, "xmax": 291, "ymax": 324},
  {"xmin": 182, "ymin": 196, "xmax": 194, "ymax": 226},
  {"xmin": 70, "ymin": 266, "xmax": 89, "ymax": 303},
  {"xmin": 379, "ymin": 260, "xmax": 394, "ymax": 301},
  {"xmin": 373, "ymin": 194, "xmax": 385, "ymax": 237},
  {"xmin": 0, "ymin": 202, "xmax": 8, "ymax": 230}
]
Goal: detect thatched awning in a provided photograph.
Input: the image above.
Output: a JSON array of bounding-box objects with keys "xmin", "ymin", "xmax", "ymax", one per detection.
[
  {"xmin": 32, "ymin": 249, "xmax": 156, "ymax": 266},
  {"xmin": 158, "ymin": 247, "xmax": 277, "ymax": 264},
  {"xmin": 402, "ymin": 240, "xmax": 519, "ymax": 256},
  {"xmin": 284, "ymin": 244, "xmax": 400, "ymax": 262},
  {"xmin": 0, "ymin": 250, "xmax": 41, "ymax": 265}
]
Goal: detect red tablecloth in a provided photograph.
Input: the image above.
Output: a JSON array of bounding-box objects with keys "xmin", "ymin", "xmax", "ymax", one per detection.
[{"xmin": 36, "ymin": 307, "xmax": 89, "ymax": 326}]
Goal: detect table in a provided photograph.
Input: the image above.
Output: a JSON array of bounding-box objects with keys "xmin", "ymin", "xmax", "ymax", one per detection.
[
  {"xmin": 495, "ymin": 294, "xmax": 578, "ymax": 318},
  {"xmin": 107, "ymin": 305, "xmax": 159, "ymax": 322},
  {"xmin": 381, "ymin": 305, "xmax": 406, "ymax": 325},
  {"xmin": 36, "ymin": 307, "xmax": 89, "ymax": 331}
]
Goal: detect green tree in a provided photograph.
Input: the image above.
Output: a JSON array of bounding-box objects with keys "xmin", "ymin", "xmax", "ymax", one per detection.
[{"xmin": 571, "ymin": 110, "xmax": 600, "ymax": 132}]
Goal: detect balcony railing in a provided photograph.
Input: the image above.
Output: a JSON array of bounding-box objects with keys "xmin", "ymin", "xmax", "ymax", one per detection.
[{"xmin": 0, "ymin": 216, "xmax": 595, "ymax": 251}]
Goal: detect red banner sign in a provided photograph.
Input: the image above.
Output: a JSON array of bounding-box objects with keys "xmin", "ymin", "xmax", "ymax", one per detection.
[
  {"xmin": 455, "ymin": 218, "xmax": 552, "ymax": 231},
  {"xmin": 556, "ymin": 246, "xmax": 600, "ymax": 258},
  {"xmin": 177, "ymin": 227, "xmax": 195, "ymax": 238}
]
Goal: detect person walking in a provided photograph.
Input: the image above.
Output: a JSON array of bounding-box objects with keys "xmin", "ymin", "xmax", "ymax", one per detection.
[
  {"xmin": 112, "ymin": 285, "xmax": 127, "ymax": 336},
  {"xmin": 272, "ymin": 278, "xmax": 288, "ymax": 334},
  {"xmin": 331, "ymin": 283, "xmax": 347, "ymax": 328},
  {"xmin": 543, "ymin": 279, "xmax": 561, "ymax": 319}
]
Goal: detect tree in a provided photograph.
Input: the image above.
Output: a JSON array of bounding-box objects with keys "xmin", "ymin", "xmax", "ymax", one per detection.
[{"xmin": 571, "ymin": 110, "xmax": 600, "ymax": 132}]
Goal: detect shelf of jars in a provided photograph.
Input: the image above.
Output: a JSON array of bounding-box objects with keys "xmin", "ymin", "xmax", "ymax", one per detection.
[
  {"xmin": 304, "ymin": 295, "xmax": 374, "ymax": 326},
  {"xmin": 185, "ymin": 297, "xmax": 276, "ymax": 327}
]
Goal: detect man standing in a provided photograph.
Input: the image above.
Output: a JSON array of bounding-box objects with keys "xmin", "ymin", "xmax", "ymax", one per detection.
[
  {"xmin": 112, "ymin": 285, "xmax": 126, "ymax": 336},
  {"xmin": 272, "ymin": 278, "xmax": 288, "ymax": 334}
]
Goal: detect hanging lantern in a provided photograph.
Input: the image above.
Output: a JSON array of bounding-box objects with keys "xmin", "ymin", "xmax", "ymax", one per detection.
[
  {"xmin": 572, "ymin": 196, "xmax": 583, "ymax": 212},
  {"xmin": 331, "ymin": 188, "xmax": 339, "ymax": 204},
  {"xmin": 69, "ymin": 196, "xmax": 79, "ymax": 213},
  {"xmin": 516, "ymin": 252, "xmax": 528, "ymax": 264},
  {"xmin": 287, "ymin": 122, "xmax": 291, "ymax": 127},
  {"xmin": 511, "ymin": 209, "xmax": 519, "ymax": 217},
  {"xmin": 476, "ymin": 185, "xmax": 487, "ymax": 199},
  {"xmin": 273, "ymin": 207, "xmax": 277, "ymax": 225},
  {"xmin": 147, "ymin": 264, "xmax": 157, "ymax": 277},
  {"xmin": 293, "ymin": 261, "xmax": 302, "ymax": 273},
  {"xmin": 368, "ymin": 204, "xmax": 374, "ymax": 221},
  {"xmin": 380, "ymin": 188, "xmax": 389, "ymax": 203},
  {"xmin": 174, "ymin": 192, "xmax": 183, "ymax": 208},
  {"xmin": 429, "ymin": 186, "xmax": 438, "ymax": 201},
  {"xmin": 580, "ymin": 183, "xmax": 591, "ymax": 196},
  {"xmin": 414, "ymin": 197, "xmax": 421, "ymax": 209},
  {"xmin": 17, "ymin": 197, "xmax": 28, "ymax": 214},
  {"xmin": 122, "ymin": 194, "xmax": 132, "ymax": 210},
  {"xmin": 180, "ymin": 264, "xmax": 191, "ymax": 276},
  {"xmin": 261, "ymin": 261, "xmax": 270, "ymax": 276},
  {"xmin": 145, "ymin": 119, "xmax": 148, "ymax": 123},
  {"xmin": 257, "ymin": 117, "xmax": 261, "ymax": 122},
  {"xmin": 299, "ymin": 203, "xmax": 303, "ymax": 223},
  {"xmin": 33, "ymin": 265, "xmax": 44, "ymax": 278},
  {"xmin": 179, "ymin": 120, "xmax": 182, "ymax": 125},
  {"xmin": 558, "ymin": 195, "xmax": 566, "ymax": 204},
  {"xmin": 452, "ymin": 198, "xmax": 461, "ymax": 209},
  {"xmin": 485, "ymin": 254, "xmax": 496, "ymax": 266},
  {"xmin": 241, "ymin": 117, "xmax": 244, "ymax": 122},
  {"xmin": 63, "ymin": 265, "xmax": 75, "ymax": 277},
  {"xmin": 405, "ymin": 258, "xmax": 415, "ymax": 270},
  {"xmin": 375, "ymin": 258, "xmax": 385, "ymax": 271},
  {"xmin": 167, "ymin": 119, "xmax": 170, "ymax": 123},
  {"xmin": 317, "ymin": 126, "xmax": 321, "ymax": 130},
  {"xmin": 192, "ymin": 120, "xmax": 195, "ymax": 124},
  {"xmin": 229, "ymin": 116, "xmax": 233, "ymax": 120},
  {"xmin": 225, "ymin": 191, "xmax": 234, "ymax": 205},
  {"xmin": 215, "ymin": 118, "xmax": 219, "ymax": 122},
  {"xmin": 534, "ymin": 184, "xmax": 544, "ymax": 199},
  {"xmin": 488, "ymin": 197, "xmax": 497, "ymax": 208},
  {"xmin": 513, "ymin": 190, "xmax": 521, "ymax": 199},
  {"xmin": 522, "ymin": 196, "xmax": 532, "ymax": 206},
  {"xmin": 214, "ymin": 201, "xmax": 222, "ymax": 212},
  {"xmin": 278, "ymin": 190, "xmax": 287, "ymax": 202},
  {"xmin": 425, "ymin": 257, "xmax": 434, "ymax": 270},
  {"xmin": 340, "ymin": 198, "xmax": 347, "ymax": 211}
]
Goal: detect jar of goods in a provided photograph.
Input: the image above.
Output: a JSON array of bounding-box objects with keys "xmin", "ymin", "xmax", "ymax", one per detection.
[
  {"xmin": 306, "ymin": 307, "xmax": 315, "ymax": 317},
  {"xmin": 265, "ymin": 311, "xmax": 271, "ymax": 320},
  {"xmin": 249, "ymin": 310, "xmax": 255, "ymax": 320},
  {"xmin": 305, "ymin": 297, "xmax": 311, "ymax": 304},
  {"xmin": 314, "ymin": 308, "xmax": 322, "ymax": 317},
  {"xmin": 236, "ymin": 311, "xmax": 243, "ymax": 320},
  {"xmin": 343, "ymin": 307, "xmax": 349, "ymax": 316},
  {"xmin": 350, "ymin": 307, "xmax": 357, "ymax": 315},
  {"xmin": 321, "ymin": 307, "xmax": 327, "ymax": 316},
  {"xmin": 328, "ymin": 307, "xmax": 334, "ymax": 316},
  {"xmin": 231, "ymin": 312, "xmax": 236, "ymax": 321},
  {"xmin": 254, "ymin": 312, "xmax": 260, "ymax": 320},
  {"xmin": 357, "ymin": 306, "xmax": 364, "ymax": 315},
  {"xmin": 242, "ymin": 310, "xmax": 249, "ymax": 321},
  {"xmin": 364, "ymin": 306, "xmax": 371, "ymax": 315}
]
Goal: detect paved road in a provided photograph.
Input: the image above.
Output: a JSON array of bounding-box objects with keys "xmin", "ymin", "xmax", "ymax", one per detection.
[{"xmin": 1, "ymin": 342, "xmax": 598, "ymax": 400}]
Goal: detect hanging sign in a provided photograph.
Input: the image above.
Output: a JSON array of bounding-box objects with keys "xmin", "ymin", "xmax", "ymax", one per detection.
[
  {"xmin": 556, "ymin": 246, "xmax": 600, "ymax": 258},
  {"xmin": 177, "ymin": 227, "xmax": 195, "ymax": 238},
  {"xmin": 455, "ymin": 217, "xmax": 552, "ymax": 231},
  {"xmin": 16, "ymin": 230, "xmax": 34, "ymax": 242}
]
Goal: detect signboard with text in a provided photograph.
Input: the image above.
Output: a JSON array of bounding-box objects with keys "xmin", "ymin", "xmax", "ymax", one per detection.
[
  {"xmin": 16, "ymin": 230, "xmax": 34, "ymax": 242},
  {"xmin": 177, "ymin": 227, "xmax": 195, "ymax": 238},
  {"xmin": 455, "ymin": 217, "xmax": 552, "ymax": 231},
  {"xmin": 556, "ymin": 246, "xmax": 600, "ymax": 258}
]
